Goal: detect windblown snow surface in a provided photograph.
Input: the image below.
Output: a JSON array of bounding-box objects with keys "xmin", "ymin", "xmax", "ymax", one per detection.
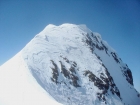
[{"xmin": 0, "ymin": 24, "xmax": 139, "ymax": 105}]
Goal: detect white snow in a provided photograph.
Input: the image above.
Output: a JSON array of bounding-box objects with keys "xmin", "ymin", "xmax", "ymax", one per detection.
[
  {"xmin": 0, "ymin": 52, "xmax": 62, "ymax": 105},
  {"xmin": 0, "ymin": 23, "xmax": 139, "ymax": 105}
]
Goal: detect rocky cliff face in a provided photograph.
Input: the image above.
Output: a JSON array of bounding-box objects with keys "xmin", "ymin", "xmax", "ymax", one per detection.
[{"xmin": 22, "ymin": 24, "xmax": 140, "ymax": 105}]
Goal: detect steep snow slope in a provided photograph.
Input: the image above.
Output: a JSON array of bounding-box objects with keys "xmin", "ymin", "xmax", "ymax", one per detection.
[
  {"xmin": 21, "ymin": 23, "xmax": 140, "ymax": 105},
  {"xmin": 0, "ymin": 52, "xmax": 62, "ymax": 105},
  {"xmin": 0, "ymin": 23, "xmax": 139, "ymax": 105}
]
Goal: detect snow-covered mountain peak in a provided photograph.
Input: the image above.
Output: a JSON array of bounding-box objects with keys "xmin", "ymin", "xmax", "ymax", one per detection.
[
  {"xmin": 38, "ymin": 23, "xmax": 114, "ymax": 54},
  {"xmin": 21, "ymin": 23, "xmax": 140, "ymax": 105},
  {"xmin": 39, "ymin": 23, "xmax": 89, "ymax": 37},
  {"xmin": 0, "ymin": 23, "xmax": 140, "ymax": 105}
]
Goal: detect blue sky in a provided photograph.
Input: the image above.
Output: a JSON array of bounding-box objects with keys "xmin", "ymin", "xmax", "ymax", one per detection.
[{"xmin": 0, "ymin": 0, "xmax": 140, "ymax": 92}]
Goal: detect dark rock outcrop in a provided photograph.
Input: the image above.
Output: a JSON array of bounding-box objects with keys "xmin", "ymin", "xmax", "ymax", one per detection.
[
  {"xmin": 111, "ymin": 52, "xmax": 120, "ymax": 63},
  {"xmin": 50, "ymin": 60, "xmax": 59, "ymax": 84},
  {"xmin": 84, "ymin": 63, "xmax": 122, "ymax": 102},
  {"xmin": 122, "ymin": 67, "xmax": 133, "ymax": 85}
]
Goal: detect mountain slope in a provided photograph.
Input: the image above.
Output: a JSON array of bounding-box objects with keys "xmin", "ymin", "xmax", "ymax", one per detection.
[
  {"xmin": 0, "ymin": 52, "xmax": 62, "ymax": 105},
  {"xmin": 0, "ymin": 23, "xmax": 139, "ymax": 105}
]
